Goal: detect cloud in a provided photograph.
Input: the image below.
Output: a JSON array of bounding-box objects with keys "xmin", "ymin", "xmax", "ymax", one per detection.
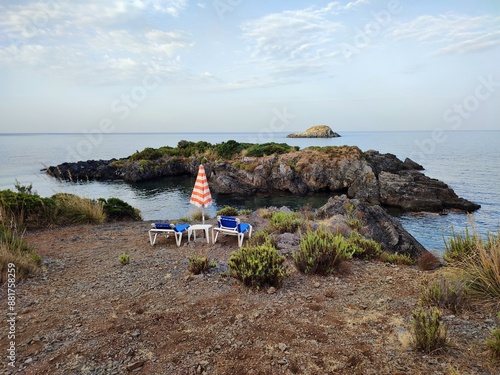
[
  {"xmin": 0, "ymin": 0, "xmax": 190, "ymax": 84},
  {"xmin": 387, "ymin": 14, "xmax": 500, "ymax": 56},
  {"xmin": 240, "ymin": 4, "xmax": 350, "ymax": 80}
]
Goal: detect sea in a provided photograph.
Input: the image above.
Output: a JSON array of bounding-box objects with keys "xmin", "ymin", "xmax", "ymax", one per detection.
[{"xmin": 0, "ymin": 131, "xmax": 498, "ymax": 254}]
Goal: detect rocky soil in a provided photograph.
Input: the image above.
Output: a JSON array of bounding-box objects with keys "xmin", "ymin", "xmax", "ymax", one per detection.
[{"xmin": 1, "ymin": 218, "xmax": 498, "ymax": 375}]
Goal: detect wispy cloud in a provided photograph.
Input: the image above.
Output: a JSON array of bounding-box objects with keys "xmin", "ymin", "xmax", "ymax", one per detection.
[
  {"xmin": 387, "ymin": 14, "xmax": 500, "ymax": 56},
  {"xmin": 238, "ymin": 2, "xmax": 370, "ymax": 87},
  {"xmin": 0, "ymin": 0, "xmax": 190, "ymax": 84}
]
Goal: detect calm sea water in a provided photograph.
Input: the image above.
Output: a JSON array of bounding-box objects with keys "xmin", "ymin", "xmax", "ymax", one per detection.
[{"xmin": 0, "ymin": 131, "xmax": 498, "ymax": 253}]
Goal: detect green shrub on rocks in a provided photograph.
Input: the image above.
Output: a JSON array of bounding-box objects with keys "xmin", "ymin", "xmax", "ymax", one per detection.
[
  {"xmin": 269, "ymin": 211, "xmax": 304, "ymax": 234},
  {"xmin": 293, "ymin": 228, "xmax": 354, "ymax": 275},
  {"xmin": 228, "ymin": 241, "xmax": 289, "ymax": 289},
  {"xmin": 348, "ymin": 231, "xmax": 383, "ymax": 260}
]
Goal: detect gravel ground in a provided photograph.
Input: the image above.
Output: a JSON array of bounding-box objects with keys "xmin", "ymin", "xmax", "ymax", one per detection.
[{"xmin": 0, "ymin": 217, "xmax": 498, "ymax": 375}]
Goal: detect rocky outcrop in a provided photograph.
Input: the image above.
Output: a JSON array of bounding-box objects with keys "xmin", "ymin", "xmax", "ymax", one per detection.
[
  {"xmin": 287, "ymin": 125, "xmax": 340, "ymax": 138},
  {"xmin": 316, "ymin": 195, "xmax": 427, "ymax": 257},
  {"xmin": 47, "ymin": 145, "xmax": 480, "ymax": 213}
]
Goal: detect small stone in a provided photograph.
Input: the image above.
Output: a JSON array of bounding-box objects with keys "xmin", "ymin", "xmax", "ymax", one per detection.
[
  {"xmin": 314, "ymin": 282, "xmax": 320, "ymax": 288},
  {"xmin": 126, "ymin": 361, "xmax": 145, "ymax": 371},
  {"xmin": 277, "ymin": 359, "xmax": 288, "ymax": 365},
  {"xmin": 267, "ymin": 287, "xmax": 276, "ymax": 294},
  {"xmin": 131, "ymin": 330, "xmax": 141, "ymax": 337},
  {"xmin": 278, "ymin": 343, "xmax": 288, "ymax": 352}
]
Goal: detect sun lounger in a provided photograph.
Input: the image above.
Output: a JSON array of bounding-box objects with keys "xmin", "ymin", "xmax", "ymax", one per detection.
[
  {"xmin": 212, "ymin": 215, "xmax": 252, "ymax": 247},
  {"xmin": 149, "ymin": 222, "xmax": 190, "ymax": 247}
]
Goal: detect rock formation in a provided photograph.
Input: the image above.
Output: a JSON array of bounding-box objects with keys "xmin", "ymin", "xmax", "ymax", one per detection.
[
  {"xmin": 287, "ymin": 125, "xmax": 340, "ymax": 138},
  {"xmin": 316, "ymin": 195, "xmax": 427, "ymax": 257},
  {"xmin": 46, "ymin": 145, "xmax": 480, "ymax": 214}
]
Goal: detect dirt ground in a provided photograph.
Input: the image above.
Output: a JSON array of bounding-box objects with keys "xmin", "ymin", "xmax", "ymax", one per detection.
[{"xmin": 1, "ymin": 216, "xmax": 498, "ymax": 375}]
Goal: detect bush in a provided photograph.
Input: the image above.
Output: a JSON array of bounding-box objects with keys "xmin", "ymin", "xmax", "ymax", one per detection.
[
  {"xmin": 216, "ymin": 205, "xmax": 239, "ymax": 217},
  {"xmin": 0, "ymin": 189, "xmax": 56, "ymax": 229},
  {"xmin": 53, "ymin": 193, "xmax": 106, "ymax": 225},
  {"xmin": 380, "ymin": 252, "xmax": 415, "ymax": 266},
  {"xmin": 269, "ymin": 211, "xmax": 304, "ymax": 234},
  {"xmin": 228, "ymin": 242, "xmax": 289, "ymax": 289},
  {"xmin": 247, "ymin": 230, "xmax": 275, "ymax": 247},
  {"xmin": 215, "ymin": 140, "xmax": 248, "ymax": 159},
  {"xmin": 419, "ymin": 277, "xmax": 467, "ymax": 313},
  {"xmin": 100, "ymin": 198, "xmax": 142, "ymax": 221},
  {"xmin": 118, "ymin": 252, "xmax": 130, "ymax": 265},
  {"xmin": 348, "ymin": 231, "xmax": 382, "ymax": 260},
  {"xmin": 293, "ymin": 228, "xmax": 354, "ymax": 275},
  {"xmin": 417, "ymin": 252, "xmax": 442, "ymax": 271},
  {"xmin": 411, "ymin": 306, "xmax": 447, "ymax": 353},
  {"xmin": 0, "ymin": 215, "xmax": 40, "ymax": 283},
  {"xmin": 457, "ymin": 232, "xmax": 500, "ymax": 310},
  {"xmin": 443, "ymin": 227, "xmax": 481, "ymax": 263},
  {"xmin": 245, "ymin": 142, "xmax": 299, "ymax": 157},
  {"xmin": 188, "ymin": 256, "xmax": 216, "ymax": 274}
]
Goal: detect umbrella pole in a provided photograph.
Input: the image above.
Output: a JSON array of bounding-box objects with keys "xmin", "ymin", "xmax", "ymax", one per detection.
[{"xmin": 201, "ymin": 207, "xmax": 205, "ymax": 224}]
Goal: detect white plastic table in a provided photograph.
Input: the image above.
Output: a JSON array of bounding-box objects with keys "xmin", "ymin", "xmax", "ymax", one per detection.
[{"xmin": 187, "ymin": 224, "xmax": 213, "ymax": 244}]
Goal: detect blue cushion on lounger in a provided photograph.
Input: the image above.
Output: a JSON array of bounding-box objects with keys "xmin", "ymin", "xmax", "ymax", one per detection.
[
  {"xmin": 173, "ymin": 224, "xmax": 190, "ymax": 232},
  {"xmin": 153, "ymin": 223, "xmax": 173, "ymax": 229}
]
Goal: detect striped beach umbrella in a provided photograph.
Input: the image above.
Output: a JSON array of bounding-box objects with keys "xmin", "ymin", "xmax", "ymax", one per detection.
[{"xmin": 190, "ymin": 164, "xmax": 212, "ymax": 223}]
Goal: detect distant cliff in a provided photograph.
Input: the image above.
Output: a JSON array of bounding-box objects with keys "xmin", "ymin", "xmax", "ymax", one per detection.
[{"xmin": 287, "ymin": 125, "xmax": 340, "ymax": 138}]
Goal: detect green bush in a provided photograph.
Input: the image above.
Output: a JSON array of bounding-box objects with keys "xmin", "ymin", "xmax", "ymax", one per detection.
[
  {"xmin": 348, "ymin": 231, "xmax": 383, "ymax": 260},
  {"xmin": 228, "ymin": 242, "xmax": 289, "ymax": 289},
  {"xmin": 293, "ymin": 228, "xmax": 354, "ymax": 275},
  {"xmin": 380, "ymin": 252, "xmax": 415, "ymax": 266},
  {"xmin": 215, "ymin": 140, "xmax": 249, "ymax": 159},
  {"xmin": 118, "ymin": 252, "xmax": 130, "ymax": 265},
  {"xmin": 247, "ymin": 230, "xmax": 275, "ymax": 247},
  {"xmin": 100, "ymin": 198, "xmax": 142, "ymax": 221},
  {"xmin": 188, "ymin": 256, "xmax": 216, "ymax": 274},
  {"xmin": 0, "ymin": 189, "xmax": 56, "ymax": 229},
  {"xmin": 216, "ymin": 205, "xmax": 239, "ymax": 217},
  {"xmin": 443, "ymin": 227, "xmax": 481, "ymax": 263},
  {"xmin": 245, "ymin": 142, "xmax": 299, "ymax": 157},
  {"xmin": 411, "ymin": 306, "xmax": 447, "ymax": 353},
  {"xmin": 269, "ymin": 211, "xmax": 304, "ymax": 234}
]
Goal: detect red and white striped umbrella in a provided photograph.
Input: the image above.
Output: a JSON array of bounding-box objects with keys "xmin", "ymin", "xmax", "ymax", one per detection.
[{"xmin": 190, "ymin": 164, "xmax": 212, "ymax": 223}]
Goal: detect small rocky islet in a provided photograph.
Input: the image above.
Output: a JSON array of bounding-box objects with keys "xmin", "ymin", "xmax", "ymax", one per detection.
[{"xmin": 286, "ymin": 125, "xmax": 341, "ymax": 138}]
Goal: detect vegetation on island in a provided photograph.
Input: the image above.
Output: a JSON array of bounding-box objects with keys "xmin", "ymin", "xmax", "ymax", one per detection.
[{"xmin": 128, "ymin": 140, "xmax": 301, "ymax": 163}]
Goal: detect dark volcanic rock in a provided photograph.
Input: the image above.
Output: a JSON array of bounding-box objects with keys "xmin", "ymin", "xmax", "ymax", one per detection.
[
  {"xmin": 47, "ymin": 146, "xmax": 480, "ymax": 213},
  {"xmin": 317, "ymin": 195, "xmax": 428, "ymax": 257}
]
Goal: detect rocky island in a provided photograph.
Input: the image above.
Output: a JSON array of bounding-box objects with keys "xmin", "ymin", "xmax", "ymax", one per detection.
[
  {"xmin": 287, "ymin": 125, "xmax": 340, "ymax": 138},
  {"xmin": 47, "ymin": 140, "xmax": 480, "ymax": 214}
]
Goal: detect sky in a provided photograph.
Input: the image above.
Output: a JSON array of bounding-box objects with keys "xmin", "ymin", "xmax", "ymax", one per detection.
[{"xmin": 0, "ymin": 0, "xmax": 499, "ymax": 134}]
